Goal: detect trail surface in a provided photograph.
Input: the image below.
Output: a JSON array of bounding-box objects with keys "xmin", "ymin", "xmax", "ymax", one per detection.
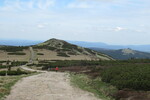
[
  {"xmin": 5, "ymin": 72, "xmax": 101, "ymax": 100},
  {"xmin": 20, "ymin": 65, "xmax": 46, "ymax": 73},
  {"xmin": 29, "ymin": 47, "xmax": 36, "ymax": 63}
]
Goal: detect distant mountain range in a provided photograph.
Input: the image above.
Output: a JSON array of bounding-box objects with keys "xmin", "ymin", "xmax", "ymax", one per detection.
[
  {"xmin": 0, "ymin": 39, "xmax": 43, "ymax": 46},
  {"xmin": 91, "ymin": 48, "xmax": 150, "ymax": 60},
  {"xmin": 67, "ymin": 41, "xmax": 150, "ymax": 52}
]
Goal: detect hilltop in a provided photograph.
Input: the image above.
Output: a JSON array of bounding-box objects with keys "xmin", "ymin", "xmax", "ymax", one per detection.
[
  {"xmin": 91, "ymin": 48, "xmax": 150, "ymax": 60},
  {"xmin": 33, "ymin": 38, "xmax": 112, "ymax": 61}
]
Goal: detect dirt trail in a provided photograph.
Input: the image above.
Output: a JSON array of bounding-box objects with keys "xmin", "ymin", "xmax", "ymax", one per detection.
[
  {"xmin": 5, "ymin": 72, "xmax": 101, "ymax": 100},
  {"xmin": 20, "ymin": 65, "xmax": 46, "ymax": 73},
  {"xmin": 29, "ymin": 47, "xmax": 36, "ymax": 63}
]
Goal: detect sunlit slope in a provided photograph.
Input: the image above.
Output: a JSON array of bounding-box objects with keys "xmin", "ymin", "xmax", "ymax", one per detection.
[{"xmin": 33, "ymin": 38, "xmax": 113, "ymax": 61}]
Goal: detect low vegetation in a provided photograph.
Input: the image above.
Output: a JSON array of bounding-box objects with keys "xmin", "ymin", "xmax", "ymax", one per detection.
[
  {"xmin": 101, "ymin": 65, "xmax": 150, "ymax": 90},
  {"xmin": 37, "ymin": 53, "xmax": 44, "ymax": 55},
  {"xmin": 0, "ymin": 65, "xmax": 6, "ymax": 69},
  {"xmin": 40, "ymin": 59, "xmax": 150, "ymax": 69},
  {"xmin": 0, "ymin": 61, "xmax": 27, "ymax": 69},
  {"xmin": 68, "ymin": 51, "xmax": 77, "ymax": 55},
  {"xmin": 7, "ymin": 52, "xmax": 26, "ymax": 55},
  {"xmin": 0, "ymin": 69, "xmax": 28, "ymax": 76},
  {"xmin": 33, "ymin": 45, "xmax": 56, "ymax": 50},
  {"xmin": 71, "ymin": 74, "xmax": 117, "ymax": 100},
  {"xmin": 0, "ymin": 46, "xmax": 28, "ymax": 52},
  {"xmin": 62, "ymin": 42, "xmax": 78, "ymax": 50},
  {"xmin": 57, "ymin": 52, "xmax": 70, "ymax": 57}
]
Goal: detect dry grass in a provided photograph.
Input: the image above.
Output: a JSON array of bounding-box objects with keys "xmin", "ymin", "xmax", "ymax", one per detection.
[
  {"xmin": 0, "ymin": 50, "xmax": 30, "ymax": 61},
  {"xmin": 0, "ymin": 47, "xmax": 110, "ymax": 62},
  {"xmin": 0, "ymin": 49, "xmax": 93, "ymax": 61},
  {"xmin": 36, "ymin": 49, "xmax": 94, "ymax": 60}
]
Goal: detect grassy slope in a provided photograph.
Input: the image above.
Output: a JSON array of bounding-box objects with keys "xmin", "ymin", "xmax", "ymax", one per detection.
[
  {"xmin": 36, "ymin": 38, "xmax": 112, "ymax": 60},
  {"xmin": 70, "ymin": 73, "xmax": 117, "ymax": 100}
]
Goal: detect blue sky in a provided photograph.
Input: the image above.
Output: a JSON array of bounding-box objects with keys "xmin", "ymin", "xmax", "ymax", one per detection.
[{"xmin": 0, "ymin": 0, "xmax": 150, "ymax": 45}]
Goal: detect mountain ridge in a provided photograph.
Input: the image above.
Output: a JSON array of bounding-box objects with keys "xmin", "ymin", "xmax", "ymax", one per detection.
[
  {"xmin": 91, "ymin": 48, "xmax": 150, "ymax": 60},
  {"xmin": 67, "ymin": 41, "xmax": 150, "ymax": 52}
]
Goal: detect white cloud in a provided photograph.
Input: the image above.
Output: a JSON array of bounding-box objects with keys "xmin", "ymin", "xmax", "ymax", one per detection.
[
  {"xmin": 37, "ymin": 0, "xmax": 55, "ymax": 10},
  {"xmin": 114, "ymin": 27, "xmax": 126, "ymax": 32},
  {"xmin": 37, "ymin": 23, "xmax": 48, "ymax": 29},
  {"xmin": 77, "ymin": 0, "xmax": 115, "ymax": 2},
  {"xmin": 21, "ymin": 29, "xmax": 25, "ymax": 32},
  {"xmin": 0, "ymin": 0, "xmax": 23, "ymax": 11},
  {"xmin": 68, "ymin": 2, "xmax": 92, "ymax": 8},
  {"xmin": 93, "ymin": 26, "xmax": 127, "ymax": 32},
  {"xmin": 37, "ymin": 24, "xmax": 45, "ymax": 29},
  {"xmin": 135, "ymin": 29, "xmax": 143, "ymax": 33},
  {"xmin": 0, "ymin": 0, "xmax": 55, "ymax": 11}
]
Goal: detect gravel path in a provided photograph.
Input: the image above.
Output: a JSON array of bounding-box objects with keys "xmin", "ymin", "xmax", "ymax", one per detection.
[{"xmin": 5, "ymin": 72, "xmax": 101, "ymax": 100}]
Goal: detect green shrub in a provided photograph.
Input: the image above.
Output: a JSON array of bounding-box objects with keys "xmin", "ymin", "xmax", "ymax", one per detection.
[
  {"xmin": 0, "ymin": 65, "xmax": 7, "ymax": 69},
  {"xmin": 40, "ymin": 59, "xmax": 150, "ymax": 70},
  {"xmin": 101, "ymin": 65, "xmax": 150, "ymax": 90},
  {"xmin": 68, "ymin": 52, "xmax": 77, "ymax": 55},
  {"xmin": 57, "ymin": 52, "xmax": 70, "ymax": 57},
  {"xmin": 0, "ymin": 70, "xmax": 28, "ymax": 76},
  {"xmin": 37, "ymin": 53, "xmax": 44, "ymax": 55},
  {"xmin": 0, "ymin": 46, "xmax": 28, "ymax": 52},
  {"xmin": 85, "ymin": 48, "xmax": 96, "ymax": 55},
  {"xmin": 8, "ymin": 52, "xmax": 26, "ymax": 55},
  {"xmin": 33, "ymin": 46, "xmax": 56, "ymax": 50},
  {"xmin": 60, "ymin": 48, "xmax": 71, "ymax": 51}
]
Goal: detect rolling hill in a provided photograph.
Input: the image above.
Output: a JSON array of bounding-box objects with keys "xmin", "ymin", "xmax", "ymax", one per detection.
[
  {"xmin": 91, "ymin": 48, "xmax": 150, "ymax": 60},
  {"xmin": 0, "ymin": 38, "xmax": 113, "ymax": 61},
  {"xmin": 33, "ymin": 38, "xmax": 112, "ymax": 61}
]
